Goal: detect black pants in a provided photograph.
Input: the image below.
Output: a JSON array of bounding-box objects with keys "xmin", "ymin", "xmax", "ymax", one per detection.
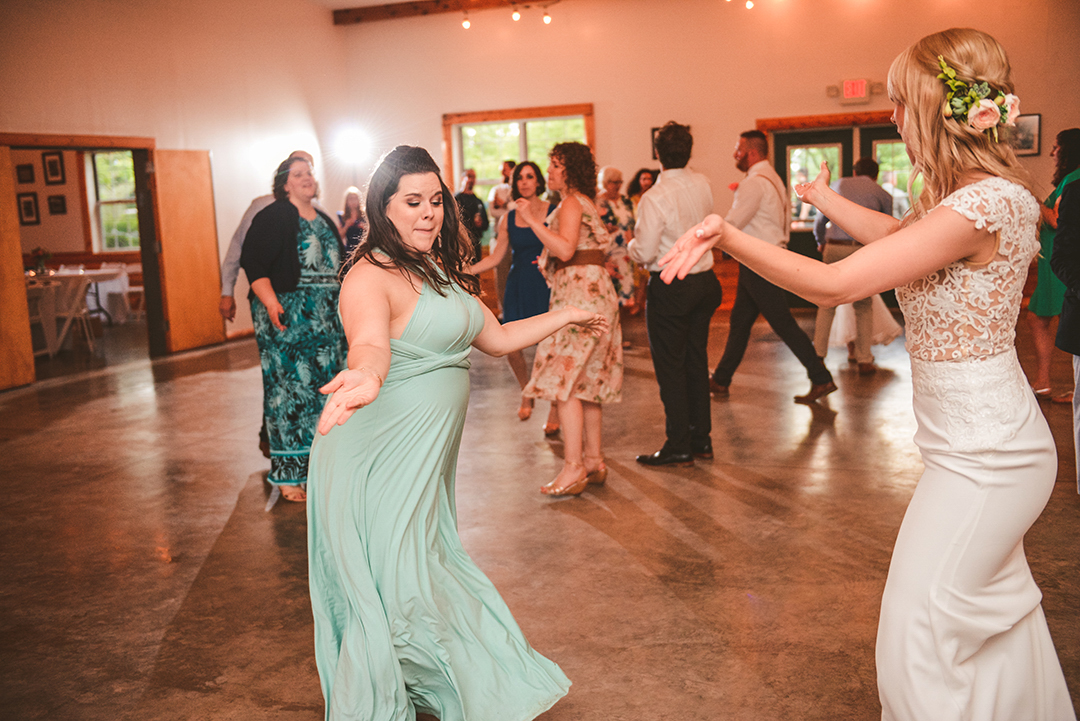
[
  {"xmin": 646, "ymin": 271, "xmax": 723, "ymax": 454},
  {"xmin": 712, "ymin": 265, "xmax": 832, "ymax": 386}
]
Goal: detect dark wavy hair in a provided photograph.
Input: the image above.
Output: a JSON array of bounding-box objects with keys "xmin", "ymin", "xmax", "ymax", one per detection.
[
  {"xmin": 550, "ymin": 142, "xmax": 597, "ymax": 200},
  {"xmin": 1052, "ymin": 128, "xmax": 1080, "ymax": 187},
  {"xmin": 626, "ymin": 168, "xmax": 658, "ymax": 198},
  {"xmin": 510, "ymin": 161, "xmax": 546, "ymax": 200},
  {"xmin": 346, "ymin": 146, "xmax": 478, "ymax": 296},
  {"xmin": 272, "ymin": 157, "xmax": 309, "ymax": 202}
]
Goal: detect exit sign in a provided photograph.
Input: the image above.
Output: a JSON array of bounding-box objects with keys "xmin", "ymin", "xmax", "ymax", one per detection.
[{"xmin": 841, "ymin": 78, "xmax": 871, "ymax": 105}]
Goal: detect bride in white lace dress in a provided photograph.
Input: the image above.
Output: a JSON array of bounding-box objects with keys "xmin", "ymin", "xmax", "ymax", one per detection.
[{"xmin": 658, "ymin": 28, "xmax": 1075, "ymax": 721}]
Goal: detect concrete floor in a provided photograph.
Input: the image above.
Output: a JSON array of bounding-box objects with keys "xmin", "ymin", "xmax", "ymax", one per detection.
[{"xmin": 1, "ymin": 311, "xmax": 1077, "ymax": 720}]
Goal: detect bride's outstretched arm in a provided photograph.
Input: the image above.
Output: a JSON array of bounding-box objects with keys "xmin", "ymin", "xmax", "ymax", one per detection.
[
  {"xmin": 796, "ymin": 162, "xmax": 900, "ymax": 244},
  {"xmin": 660, "ymin": 204, "xmax": 995, "ymax": 306}
]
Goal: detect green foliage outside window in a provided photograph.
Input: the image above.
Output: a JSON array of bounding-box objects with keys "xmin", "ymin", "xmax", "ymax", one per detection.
[
  {"xmin": 94, "ymin": 151, "xmax": 139, "ymax": 250},
  {"xmin": 874, "ymin": 141, "xmax": 923, "ymax": 220},
  {"xmin": 459, "ymin": 116, "xmax": 587, "ymax": 243}
]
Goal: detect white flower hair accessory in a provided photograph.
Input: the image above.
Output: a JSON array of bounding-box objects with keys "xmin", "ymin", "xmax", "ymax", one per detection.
[{"xmin": 937, "ymin": 55, "xmax": 1019, "ymax": 142}]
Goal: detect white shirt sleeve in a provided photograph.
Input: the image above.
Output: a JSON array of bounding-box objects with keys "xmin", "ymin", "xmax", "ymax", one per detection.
[
  {"xmin": 725, "ymin": 176, "xmax": 766, "ymax": 231},
  {"xmin": 629, "ymin": 194, "xmax": 662, "ymax": 266}
]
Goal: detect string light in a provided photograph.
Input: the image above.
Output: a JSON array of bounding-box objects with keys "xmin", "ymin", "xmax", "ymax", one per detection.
[
  {"xmin": 511, "ymin": 4, "xmax": 520, "ymax": 21},
  {"xmin": 462, "ymin": 11, "xmax": 470, "ymax": 28},
  {"xmin": 543, "ymin": 10, "xmax": 552, "ymax": 23},
  {"xmin": 745, "ymin": 0, "xmax": 754, "ymax": 7}
]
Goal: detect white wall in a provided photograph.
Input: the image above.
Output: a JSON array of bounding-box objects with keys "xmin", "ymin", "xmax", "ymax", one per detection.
[
  {"xmin": 337, "ymin": 0, "xmax": 1079, "ymax": 211},
  {"xmin": 2, "ymin": 0, "xmax": 1078, "ymax": 333},
  {"xmin": 0, "ymin": 0, "xmax": 349, "ymax": 331}
]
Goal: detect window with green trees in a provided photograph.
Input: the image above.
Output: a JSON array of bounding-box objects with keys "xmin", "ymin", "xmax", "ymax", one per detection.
[
  {"xmin": 93, "ymin": 151, "xmax": 139, "ymax": 251},
  {"xmin": 459, "ymin": 116, "xmax": 587, "ymax": 202}
]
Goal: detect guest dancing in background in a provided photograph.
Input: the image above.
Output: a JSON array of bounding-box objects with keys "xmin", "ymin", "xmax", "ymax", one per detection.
[
  {"xmin": 240, "ymin": 155, "xmax": 347, "ymax": 503},
  {"xmin": 596, "ymin": 165, "xmax": 638, "ymax": 311},
  {"xmin": 626, "ymin": 167, "xmax": 657, "ymax": 210},
  {"xmin": 307, "ymin": 146, "xmax": 607, "ymax": 719},
  {"xmin": 336, "ymin": 185, "xmax": 366, "ymax": 256},
  {"xmin": 469, "ymin": 161, "xmax": 559, "ymax": 432},
  {"xmin": 1027, "ymin": 129, "xmax": 1080, "ymax": 399},
  {"xmin": 1049, "ymin": 128, "xmax": 1080, "ymax": 490},
  {"xmin": 660, "ymin": 28, "xmax": 1075, "ymax": 720},
  {"xmin": 518, "ymin": 142, "xmax": 623, "ymax": 496}
]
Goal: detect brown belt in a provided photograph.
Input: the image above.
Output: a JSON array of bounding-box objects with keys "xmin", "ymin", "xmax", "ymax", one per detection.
[
  {"xmin": 826, "ymin": 239, "xmax": 860, "ymax": 246},
  {"xmin": 551, "ymin": 249, "xmax": 606, "ymax": 272}
]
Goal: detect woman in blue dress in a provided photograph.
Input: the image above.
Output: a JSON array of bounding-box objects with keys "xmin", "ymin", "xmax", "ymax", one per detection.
[
  {"xmin": 308, "ymin": 146, "xmax": 607, "ymax": 720},
  {"xmin": 240, "ymin": 156, "xmax": 348, "ymax": 503},
  {"xmin": 468, "ymin": 161, "xmax": 558, "ymax": 430}
]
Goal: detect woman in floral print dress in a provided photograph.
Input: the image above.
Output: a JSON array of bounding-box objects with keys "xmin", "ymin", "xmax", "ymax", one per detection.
[{"xmin": 518, "ymin": 142, "xmax": 623, "ymax": 496}]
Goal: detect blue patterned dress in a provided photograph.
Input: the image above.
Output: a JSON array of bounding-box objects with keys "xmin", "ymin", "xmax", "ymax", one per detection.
[{"xmin": 252, "ymin": 214, "xmax": 348, "ymax": 486}]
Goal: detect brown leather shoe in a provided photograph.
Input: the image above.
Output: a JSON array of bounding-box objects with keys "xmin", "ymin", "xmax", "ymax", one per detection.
[
  {"xmin": 709, "ymin": 379, "xmax": 729, "ymax": 397},
  {"xmin": 794, "ymin": 381, "xmax": 838, "ymax": 404}
]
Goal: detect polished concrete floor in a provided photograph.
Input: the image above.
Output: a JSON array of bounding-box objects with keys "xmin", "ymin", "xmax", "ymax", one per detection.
[{"xmin": 1, "ymin": 311, "xmax": 1077, "ymax": 720}]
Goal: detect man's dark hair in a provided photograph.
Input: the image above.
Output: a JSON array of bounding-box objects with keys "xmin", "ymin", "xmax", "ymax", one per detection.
[
  {"xmin": 740, "ymin": 130, "xmax": 768, "ymax": 158},
  {"xmin": 1053, "ymin": 128, "xmax": 1080, "ymax": 187},
  {"xmin": 853, "ymin": 157, "xmax": 880, "ymax": 180},
  {"xmin": 654, "ymin": 122, "xmax": 693, "ymax": 169}
]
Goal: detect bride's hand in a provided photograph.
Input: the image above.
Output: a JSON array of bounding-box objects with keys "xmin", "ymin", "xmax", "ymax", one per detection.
[
  {"xmin": 317, "ymin": 367, "xmax": 383, "ymax": 435},
  {"xmin": 658, "ymin": 214, "xmax": 725, "ymax": 283},
  {"xmin": 794, "ymin": 161, "xmax": 831, "ymax": 209},
  {"xmin": 564, "ymin": 307, "xmax": 610, "ymax": 337}
]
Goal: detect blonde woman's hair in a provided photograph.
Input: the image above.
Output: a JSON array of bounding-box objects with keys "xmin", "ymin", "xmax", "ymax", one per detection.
[{"xmin": 887, "ymin": 28, "xmax": 1035, "ymax": 221}]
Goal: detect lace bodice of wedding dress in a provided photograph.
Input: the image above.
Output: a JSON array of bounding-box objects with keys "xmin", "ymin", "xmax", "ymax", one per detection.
[{"xmin": 895, "ymin": 177, "xmax": 1040, "ymax": 363}]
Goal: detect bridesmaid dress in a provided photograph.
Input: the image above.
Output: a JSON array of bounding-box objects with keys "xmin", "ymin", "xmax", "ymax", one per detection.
[
  {"xmin": 878, "ymin": 178, "xmax": 1075, "ymax": 720},
  {"xmin": 307, "ymin": 277, "xmax": 570, "ymax": 721}
]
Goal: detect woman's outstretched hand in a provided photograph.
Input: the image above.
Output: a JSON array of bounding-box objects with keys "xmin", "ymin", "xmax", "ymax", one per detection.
[
  {"xmin": 794, "ymin": 161, "xmax": 831, "ymax": 209},
  {"xmin": 658, "ymin": 214, "xmax": 726, "ymax": 283},
  {"xmin": 317, "ymin": 367, "xmax": 383, "ymax": 435},
  {"xmin": 565, "ymin": 307, "xmax": 610, "ymax": 337}
]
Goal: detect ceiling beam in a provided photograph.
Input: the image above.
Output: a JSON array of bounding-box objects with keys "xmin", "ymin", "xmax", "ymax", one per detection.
[{"xmin": 333, "ymin": 0, "xmax": 559, "ymax": 25}]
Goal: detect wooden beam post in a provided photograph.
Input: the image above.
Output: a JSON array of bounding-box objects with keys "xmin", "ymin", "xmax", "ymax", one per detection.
[{"xmin": 334, "ymin": 0, "xmax": 563, "ymax": 25}]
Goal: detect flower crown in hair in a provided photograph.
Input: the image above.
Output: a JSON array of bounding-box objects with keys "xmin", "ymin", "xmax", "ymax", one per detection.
[{"xmin": 936, "ymin": 56, "xmax": 1019, "ymax": 142}]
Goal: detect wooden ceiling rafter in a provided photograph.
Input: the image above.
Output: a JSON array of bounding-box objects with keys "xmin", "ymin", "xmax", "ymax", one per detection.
[{"xmin": 333, "ymin": 0, "xmax": 562, "ymax": 25}]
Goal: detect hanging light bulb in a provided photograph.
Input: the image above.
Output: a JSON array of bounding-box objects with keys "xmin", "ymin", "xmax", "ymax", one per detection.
[
  {"xmin": 745, "ymin": 0, "xmax": 754, "ymax": 7},
  {"xmin": 511, "ymin": 4, "xmax": 520, "ymax": 21},
  {"xmin": 462, "ymin": 11, "xmax": 470, "ymax": 28},
  {"xmin": 543, "ymin": 10, "xmax": 552, "ymax": 24}
]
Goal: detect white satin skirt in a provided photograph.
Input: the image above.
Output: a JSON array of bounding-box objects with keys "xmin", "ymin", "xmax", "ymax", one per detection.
[{"xmin": 877, "ymin": 350, "xmax": 1076, "ymax": 720}]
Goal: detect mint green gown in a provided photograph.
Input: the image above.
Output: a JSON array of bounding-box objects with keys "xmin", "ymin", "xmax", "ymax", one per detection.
[{"xmin": 307, "ymin": 278, "xmax": 570, "ymax": 721}]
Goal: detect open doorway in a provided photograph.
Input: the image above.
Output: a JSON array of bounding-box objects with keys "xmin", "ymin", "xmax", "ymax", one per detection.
[{"xmin": 2, "ymin": 132, "xmax": 225, "ymax": 391}]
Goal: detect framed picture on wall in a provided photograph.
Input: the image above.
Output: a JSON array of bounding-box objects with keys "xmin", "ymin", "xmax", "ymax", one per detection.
[
  {"xmin": 42, "ymin": 151, "xmax": 65, "ymax": 185},
  {"xmin": 47, "ymin": 195, "xmax": 67, "ymax": 215},
  {"xmin": 16, "ymin": 164, "xmax": 35, "ymax": 184},
  {"xmin": 1012, "ymin": 114, "xmax": 1040, "ymax": 156},
  {"xmin": 17, "ymin": 193, "xmax": 40, "ymax": 226}
]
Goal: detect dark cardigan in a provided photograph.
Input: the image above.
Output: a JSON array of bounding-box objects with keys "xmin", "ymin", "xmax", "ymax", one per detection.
[
  {"xmin": 1052, "ymin": 181, "xmax": 1080, "ymax": 355},
  {"xmin": 240, "ymin": 198, "xmax": 343, "ymax": 298}
]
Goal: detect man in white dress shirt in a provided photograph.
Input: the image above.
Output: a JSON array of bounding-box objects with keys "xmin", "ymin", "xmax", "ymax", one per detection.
[
  {"xmin": 629, "ymin": 122, "xmax": 723, "ymax": 467},
  {"xmin": 710, "ymin": 130, "xmax": 836, "ymax": 403}
]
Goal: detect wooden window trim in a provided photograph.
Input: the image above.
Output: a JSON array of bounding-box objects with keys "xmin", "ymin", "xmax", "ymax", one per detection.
[
  {"xmin": 441, "ymin": 103, "xmax": 595, "ymax": 186},
  {"xmin": 755, "ymin": 110, "xmax": 894, "ymax": 134}
]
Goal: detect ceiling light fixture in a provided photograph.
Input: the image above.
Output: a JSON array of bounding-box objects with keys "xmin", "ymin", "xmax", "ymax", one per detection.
[
  {"xmin": 511, "ymin": 4, "xmax": 521, "ymax": 21},
  {"xmin": 462, "ymin": 11, "xmax": 470, "ymax": 28},
  {"xmin": 543, "ymin": 10, "xmax": 552, "ymax": 24}
]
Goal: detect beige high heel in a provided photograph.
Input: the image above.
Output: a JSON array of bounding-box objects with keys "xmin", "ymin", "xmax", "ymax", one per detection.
[
  {"xmin": 518, "ymin": 396, "xmax": 534, "ymax": 420},
  {"xmin": 584, "ymin": 455, "xmax": 608, "ymax": 485},
  {"xmin": 540, "ymin": 462, "xmax": 589, "ymax": 496}
]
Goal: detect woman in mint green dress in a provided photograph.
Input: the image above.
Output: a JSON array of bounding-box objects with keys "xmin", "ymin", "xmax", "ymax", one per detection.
[{"xmin": 307, "ymin": 146, "xmax": 607, "ymax": 721}]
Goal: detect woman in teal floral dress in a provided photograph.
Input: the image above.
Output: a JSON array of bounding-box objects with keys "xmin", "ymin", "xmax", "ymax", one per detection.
[
  {"xmin": 596, "ymin": 166, "xmax": 637, "ymax": 308},
  {"xmin": 240, "ymin": 156, "xmax": 348, "ymax": 502}
]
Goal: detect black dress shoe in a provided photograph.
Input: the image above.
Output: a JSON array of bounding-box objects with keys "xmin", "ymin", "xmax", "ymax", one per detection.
[
  {"xmin": 709, "ymin": 379, "xmax": 729, "ymax": 397},
  {"xmin": 794, "ymin": 380, "xmax": 838, "ymax": 404},
  {"xmin": 636, "ymin": 449, "xmax": 695, "ymax": 467},
  {"xmin": 692, "ymin": 440, "xmax": 713, "ymax": 459}
]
